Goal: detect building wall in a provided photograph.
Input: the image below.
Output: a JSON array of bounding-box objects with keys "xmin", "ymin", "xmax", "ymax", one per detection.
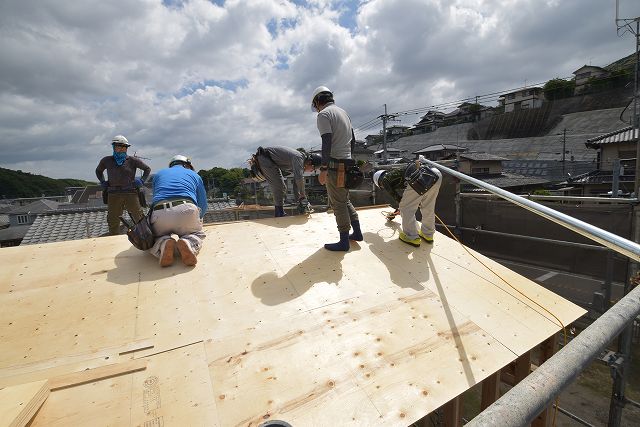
[
  {"xmin": 503, "ymin": 89, "xmax": 544, "ymax": 113},
  {"xmin": 600, "ymin": 142, "xmax": 636, "ymax": 171},
  {"xmin": 458, "ymin": 160, "xmax": 502, "ymax": 175}
]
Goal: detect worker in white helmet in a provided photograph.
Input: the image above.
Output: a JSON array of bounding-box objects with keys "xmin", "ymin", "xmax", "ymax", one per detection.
[
  {"xmin": 95, "ymin": 135, "xmax": 151, "ymax": 235},
  {"xmin": 147, "ymin": 155, "xmax": 208, "ymax": 267},
  {"xmin": 310, "ymin": 86, "xmax": 362, "ymax": 251},
  {"xmin": 373, "ymin": 157, "xmax": 442, "ymax": 247}
]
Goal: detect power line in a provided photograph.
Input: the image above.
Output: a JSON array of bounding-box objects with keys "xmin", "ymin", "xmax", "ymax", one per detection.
[{"xmin": 353, "ymin": 77, "xmax": 575, "ymax": 136}]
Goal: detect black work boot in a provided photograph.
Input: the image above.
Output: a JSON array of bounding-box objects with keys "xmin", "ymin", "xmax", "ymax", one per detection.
[
  {"xmin": 324, "ymin": 231, "xmax": 350, "ymax": 251},
  {"xmin": 348, "ymin": 220, "xmax": 363, "ymax": 241},
  {"xmin": 274, "ymin": 206, "xmax": 287, "ymax": 217}
]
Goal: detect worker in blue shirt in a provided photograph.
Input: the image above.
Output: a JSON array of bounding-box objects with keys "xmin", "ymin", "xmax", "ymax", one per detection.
[{"xmin": 148, "ymin": 155, "xmax": 208, "ymax": 267}]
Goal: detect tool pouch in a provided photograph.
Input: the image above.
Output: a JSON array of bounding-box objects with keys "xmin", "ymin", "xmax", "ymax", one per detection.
[
  {"xmin": 137, "ymin": 188, "xmax": 147, "ymax": 208},
  {"xmin": 345, "ymin": 164, "xmax": 364, "ymax": 189},
  {"xmin": 405, "ymin": 164, "xmax": 439, "ymax": 195}
]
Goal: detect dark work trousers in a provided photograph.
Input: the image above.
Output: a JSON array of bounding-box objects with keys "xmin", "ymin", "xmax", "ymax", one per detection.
[
  {"xmin": 256, "ymin": 154, "xmax": 288, "ymax": 206},
  {"xmin": 326, "ymin": 169, "xmax": 358, "ymax": 233},
  {"xmin": 107, "ymin": 192, "xmax": 144, "ymax": 235}
]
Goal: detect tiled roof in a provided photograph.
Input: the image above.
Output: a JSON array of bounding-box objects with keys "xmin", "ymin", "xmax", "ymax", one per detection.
[
  {"xmin": 0, "ymin": 214, "xmax": 8, "ymax": 227},
  {"xmin": 0, "ymin": 225, "xmax": 31, "ymax": 241},
  {"xmin": 585, "ymin": 126, "xmax": 638, "ymax": 147},
  {"xmin": 413, "ymin": 144, "xmax": 466, "ymax": 153},
  {"xmin": 465, "ymin": 173, "xmax": 550, "ymax": 190},
  {"xmin": 459, "ymin": 152, "xmax": 507, "ymax": 161},
  {"xmin": 8, "ymin": 199, "xmax": 60, "ymax": 215},
  {"xmin": 19, "ymin": 200, "xmax": 264, "ymax": 245},
  {"xmin": 203, "ymin": 201, "xmax": 239, "ymax": 223},
  {"xmin": 20, "ymin": 208, "xmax": 116, "ymax": 245}
]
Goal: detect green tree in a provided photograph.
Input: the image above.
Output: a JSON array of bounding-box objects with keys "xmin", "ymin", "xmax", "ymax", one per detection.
[{"xmin": 543, "ymin": 78, "xmax": 575, "ymax": 100}]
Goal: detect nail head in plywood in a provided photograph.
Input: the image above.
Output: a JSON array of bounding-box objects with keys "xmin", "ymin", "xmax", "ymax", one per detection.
[{"xmin": 0, "ymin": 379, "xmax": 49, "ymax": 427}]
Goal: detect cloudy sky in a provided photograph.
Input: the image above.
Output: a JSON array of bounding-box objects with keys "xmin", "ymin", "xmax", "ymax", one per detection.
[{"xmin": 0, "ymin": 0, "xmax": 638, "ymax": 181}]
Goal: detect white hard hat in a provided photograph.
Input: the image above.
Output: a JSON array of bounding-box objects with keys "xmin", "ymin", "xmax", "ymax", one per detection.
[
  {"xmin": 311, "ymin": 85, "xmax": 332, "ymax": 111},
  {"xmin": 373, "ymin": 170, "xmax": 386, "ymax": 188},
  {"xmin": 169, "ymin": 154, "xmax": 193, "ymax": 169},
  {"xmin": 112, "ymin": 135, "xmax": 130, "ymax": 147}
]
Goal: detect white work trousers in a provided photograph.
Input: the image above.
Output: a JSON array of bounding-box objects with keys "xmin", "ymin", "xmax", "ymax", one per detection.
[
  {"xmin": 147, "ymin": 203, "xmax": 206, "ymax": 259},
  {"xmin": 398, "ymin": 168, "xmax": 442, "ymax": 240}
]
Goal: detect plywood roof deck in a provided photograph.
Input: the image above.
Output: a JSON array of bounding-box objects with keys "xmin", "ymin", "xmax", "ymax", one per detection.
[{"xmin": 0, "ymin": 207, "xmax": 585, "ymax": 426}]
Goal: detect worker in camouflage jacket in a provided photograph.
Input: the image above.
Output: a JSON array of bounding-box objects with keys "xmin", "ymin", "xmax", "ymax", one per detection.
[
  {"xmin": 373, "ymin": 158, "xmax": 442, "ymax": 247},
  {"xmin": 96, "ymin": 135, "xmax": 151, "ymax": 235}
]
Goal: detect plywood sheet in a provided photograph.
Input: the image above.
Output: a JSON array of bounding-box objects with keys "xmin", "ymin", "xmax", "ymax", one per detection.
[
  {"xmin": 29, "ymin": 343, "xmax": 218, "ymax": 427},
  {"xmin": 0, "ymin": 207, "xmax": 586, "ymax": 426},
  {"xmin": 0, "ymin": 379, "xmax": 49, "ymax": 427}
]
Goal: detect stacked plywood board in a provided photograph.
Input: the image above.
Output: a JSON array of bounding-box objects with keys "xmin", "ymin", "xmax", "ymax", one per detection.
[{"xmin": 0, "ymin": 207, "xmax": 586, "ymax": 426}]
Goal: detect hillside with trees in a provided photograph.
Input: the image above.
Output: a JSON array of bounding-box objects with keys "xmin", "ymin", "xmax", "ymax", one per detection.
[{"xmin": 0, "ymin": 167, "xmax": 95, "ymax": 199}]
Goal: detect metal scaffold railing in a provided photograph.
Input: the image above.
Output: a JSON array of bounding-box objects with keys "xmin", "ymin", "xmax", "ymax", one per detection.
[{"xmin": 422, "ymin": 159, "xmax": 640, "ymax": 426}]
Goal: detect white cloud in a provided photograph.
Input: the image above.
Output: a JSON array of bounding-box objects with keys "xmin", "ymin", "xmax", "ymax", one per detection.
[{"xmin": 0, "ymin": 0, "xmax": 634, "ymax": 180}]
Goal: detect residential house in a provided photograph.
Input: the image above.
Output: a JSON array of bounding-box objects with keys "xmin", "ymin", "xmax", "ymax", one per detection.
[
  {"xmin": 373, "ymin": 148, "xmax": 407, "ymax": 163},
  {"xmin": 413, "ymin": 144, "xmax": 467, "ymax": 161},
  {"xmin": 412, "ymin": 110, "xmax": 445, "ymax": 134},
  {"xmin": 457, "ymin": 152, "xmax": 551, "ymax": 193},
  {"xmin": 385, "ymin": 125, "xmax": 410, "ymax": 142},
  {"xmin": 458, "ymin": 153, "xmax": 507, "ymax": 176},
  {"xmin": 575, "ymin": 126, "xmax": 639, "ymax": 196},
  {"xmin": 7, "ymin": 199, "xmax": 60, "ymax": 227},
  {"xmin": 498, "ymin": 87, "xmax": 544, "ymax": 113},
  {"xmin": 573, "ymin": 65, "xmax": 609, "ymax": 94}
]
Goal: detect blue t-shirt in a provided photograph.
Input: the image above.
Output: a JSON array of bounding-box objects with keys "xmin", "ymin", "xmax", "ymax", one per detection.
[{"xmin": 152, "ymin": 166, "xmax": 208, "ymax": 218}]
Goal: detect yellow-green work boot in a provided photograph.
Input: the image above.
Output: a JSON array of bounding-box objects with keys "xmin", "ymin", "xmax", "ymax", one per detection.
[
  {"xmin": 399, "ymin": 232, "xmax": 421, "ymax": 247},
  {"xmin": 418, "ymin": 230, "xmax": 434, "ymax": 244}
]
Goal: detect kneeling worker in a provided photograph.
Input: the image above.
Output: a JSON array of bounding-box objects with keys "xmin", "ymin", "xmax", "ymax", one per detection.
[
  {"xmin": 373, "ymin": 159, "xmax": 442, "ymax": 247},
  {"xmin": 250, "ymin": 146, "xmax": 314, "ymax": 216},
  {"xmin": 149, "ymin": 155, "xmax": 208, "ymax": 267}
]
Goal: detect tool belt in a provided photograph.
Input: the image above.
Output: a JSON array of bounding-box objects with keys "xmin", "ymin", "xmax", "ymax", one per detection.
[
  {"xmin": 327, "ymin": 158, "xmax": 363, "ymax": 189},
  {"xmin": 107, "ymin": 185, "xmax": 136, "ymax": 193},
  {"xmin": 152, "ymin": 199, "xmax": 194, "ymax": 211}
]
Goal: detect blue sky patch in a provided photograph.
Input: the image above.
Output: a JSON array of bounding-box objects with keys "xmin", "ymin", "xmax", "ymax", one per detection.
[
  {"xmin": 337, "ymin": 0, "xmax": 360, "ymax": 32},
  {"xmin": 175, "ymin": 79, "xmax": 248, "ymax": 98}
]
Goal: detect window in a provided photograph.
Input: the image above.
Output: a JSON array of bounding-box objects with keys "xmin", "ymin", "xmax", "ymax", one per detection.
[
  {"xmin": 471, "ymin": 167, "xmax": 490, "ymax": 175},
  {"xmin": 507, "ymin": 93, "xmax": 515, "ymax": 100},
  {"xmin": 17, "ymin": 214, "xmax": 29, "ymax": 224}
]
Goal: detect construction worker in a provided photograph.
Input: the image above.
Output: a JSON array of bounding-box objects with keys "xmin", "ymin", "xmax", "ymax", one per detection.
[
  {"xmin": 311, "ymin": 86, "xmax": 362, "ymax": 251},
  {"xmin": 148, "ymin": 155, "xmax": 208, "ymax": 267},
  {"xmin": 96, "ymin": 135, "xmax": 151, "ymax": 235},
  {"xmin": 249, "ymin": 146, "xmax": 313, "ymax": 216},
  {"xmin": 373, "ymin": 158, "xmax": 442, "ymax": 247}
]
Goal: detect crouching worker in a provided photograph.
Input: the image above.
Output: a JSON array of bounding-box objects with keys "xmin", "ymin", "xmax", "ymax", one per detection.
[
  {"xmin": 149, "ymin": 155, "xmax": 208, "ymax": 267},
  {"xmin": 249, "ymin": 146, "xmax": 314, "ymax": 217},
  {"xmin": 373, "ymin": 159, "xmax": 442, "ymax": 247}
]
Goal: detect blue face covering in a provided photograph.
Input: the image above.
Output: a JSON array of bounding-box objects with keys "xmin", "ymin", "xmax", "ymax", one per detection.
[{"xmin": 113, "ymin": 150, "xmax": 127, "ymax": 166}]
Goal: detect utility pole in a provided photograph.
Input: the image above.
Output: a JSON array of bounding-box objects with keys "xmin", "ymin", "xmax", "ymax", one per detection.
[
  {"xmin": 380, "ymin": 104, "xmax": 388, "ymax": 163},
  {"xmin": 612, "ymin": 8, "xmax": 639, "ymax": 426},
  {"xmin": 378, "ymin": 104, "xmax": 398, "ymax": 163},
  {"xmin": 562, "ymin": 128, "xmax": 567, "ymax": 177}
]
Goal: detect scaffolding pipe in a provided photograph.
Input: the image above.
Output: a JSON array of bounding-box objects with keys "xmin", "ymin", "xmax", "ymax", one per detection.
[
  {"xmin": 467, "ymin": 284, "xmax": 640, "ymax": 426},
  {"xmin": 423, "ymin": 159, "xmax": 640, "ymax": 262}
]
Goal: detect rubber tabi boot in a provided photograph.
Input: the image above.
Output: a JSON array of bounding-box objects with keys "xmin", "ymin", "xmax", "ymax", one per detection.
[
  {"xmin": 324, "ymin": 231, "xmax": 350, "ymax": 251},
  {"xmin": 348, "ymin": 220, "xmax": 363, "ymax": 241},
  {"xmin": 419, "ymin": 229, "xmax": 434, "ymax": 244},
  {"xmin": 274, "ymin": 206, "xmax": 287, "ymax": 217},
  {"xmin": 399, "ymin": 232, "xmax": 421, "ymax": 247}
]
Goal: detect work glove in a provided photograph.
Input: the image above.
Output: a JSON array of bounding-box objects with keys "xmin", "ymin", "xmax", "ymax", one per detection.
[{"xmin": 134, "ymin": 178, "xmax": 144, "ymax": 188}]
